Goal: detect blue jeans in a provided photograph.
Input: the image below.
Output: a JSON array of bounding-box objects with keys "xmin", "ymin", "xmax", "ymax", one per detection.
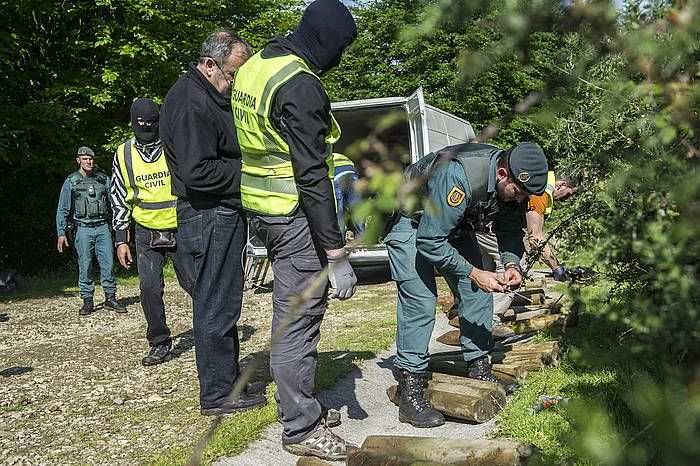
[
  {"xmin": 74, "ymin": 223, "xmax": 116, "ymax": 299},
  {"xmin": 176, "ymin": 200, "xmax": 247, "ymax": 409},
  {"xmin": 334, "ymin": 171, "xmax": 364, "ymax": 237}
]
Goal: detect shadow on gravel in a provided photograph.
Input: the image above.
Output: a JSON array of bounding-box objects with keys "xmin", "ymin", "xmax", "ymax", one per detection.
[
  {"xmin": 0, "ymin": 313, "xmax": 8, "ymax": 322},
  {"xmin": 119, "ymin": 295, "xmax": 141, "ymax": 306},
  {"xmin": 171, "ymin": 329, "xmax": 194, "ymax": 358},
  {"xmin": 1, "ymin": 366, "xmax": 33, "ymax": 377},
  {"xmin": 317, "ymin": 350, "xmax": 377, "ymax": 421}
]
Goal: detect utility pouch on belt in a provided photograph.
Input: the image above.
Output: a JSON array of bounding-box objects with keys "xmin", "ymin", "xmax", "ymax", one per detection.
[{"xmin": 149, "ymin": 230, "xmax": 176, "ymax": 249}]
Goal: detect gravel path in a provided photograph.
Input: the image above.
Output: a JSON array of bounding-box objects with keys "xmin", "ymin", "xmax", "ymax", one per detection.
[{"xmin": 218, "ymin": 316, "xmax": 496, "ymax": 466}]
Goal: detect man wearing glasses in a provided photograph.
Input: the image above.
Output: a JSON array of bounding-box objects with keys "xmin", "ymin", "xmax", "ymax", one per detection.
[{"xmin": 160, "ymin": 30, "xmax": 267, "ymax": 416}]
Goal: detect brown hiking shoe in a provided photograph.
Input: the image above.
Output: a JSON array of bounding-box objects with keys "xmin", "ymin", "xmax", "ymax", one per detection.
[{"xmin": 283, "ymin": 424, "xmax": 358, "ymax": 461}]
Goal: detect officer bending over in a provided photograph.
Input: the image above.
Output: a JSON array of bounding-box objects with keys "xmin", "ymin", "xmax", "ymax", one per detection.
[
  {"xmin": 111, "ymin": 98, "xmax": 195, "ymax": 366},
  {"xmin": 56, "ymin": 146, "xmax": 125, "ymax": 315},
  {"xmin": 385, "ymin": 142, "xmax": 548, "ymax": 428}
]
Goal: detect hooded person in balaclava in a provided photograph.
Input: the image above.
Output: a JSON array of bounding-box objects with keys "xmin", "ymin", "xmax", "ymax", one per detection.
[
  {"xmin": 111, "ymin": 97, "xmax": 195, "ymax": 367},
  {"xmin": 231, "ymin": 0, "xmax": 359, "ymax": 461},
  {"xmin": 130, "ymin": 97, "xmax": 160, "ymax": 144}
]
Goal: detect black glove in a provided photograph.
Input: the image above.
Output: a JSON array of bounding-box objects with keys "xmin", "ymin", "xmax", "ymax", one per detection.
[
  {"xmin": 552, "ymin": 265, "xmax": 568, "ymax": 282},
  {"xmin": 328, "ymin": 253, "xmax": 357, "ymax": 300}
]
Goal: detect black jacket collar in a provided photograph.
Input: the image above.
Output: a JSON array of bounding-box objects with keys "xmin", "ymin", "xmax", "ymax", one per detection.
[{"xmin": 185, "ymin": 62, "xmax": 229, "ymax": 109}]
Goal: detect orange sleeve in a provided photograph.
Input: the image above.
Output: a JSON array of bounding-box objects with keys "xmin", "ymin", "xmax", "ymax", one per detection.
[{"xmin": 527, "ymin": 193, "xmax": 548, "ymax": 216}]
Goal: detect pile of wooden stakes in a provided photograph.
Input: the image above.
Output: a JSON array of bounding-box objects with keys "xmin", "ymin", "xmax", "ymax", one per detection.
[
  {"xmin": 295, "ymin": 279, "xmax": 569, "ymax": 466},
  {"xmin": 384, "ymin": 278, "xmax": 574, "ymax": 426},
  {"xmin": 297, "ymin": 436, "xmax": 539, "ymax": 465}
]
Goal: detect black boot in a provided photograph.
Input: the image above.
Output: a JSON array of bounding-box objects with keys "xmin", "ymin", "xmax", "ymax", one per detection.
[
  {"xmin": 467, "ymin": 356, "xmax": 520, "ymax": 395},
  {"xmin": 104, "ymin": 294, "xmax": 126, "ymax": 313},
  {"xmin": 398, "ymin": 370, "xmax": 445, "ymax": 428},
  {"xmin": 142, "ymin": 342, "xmax": 173, "ymax": 366},
  {"xmin": 79, "ymin": 298, "xmax": 94, "ymax": 316}
]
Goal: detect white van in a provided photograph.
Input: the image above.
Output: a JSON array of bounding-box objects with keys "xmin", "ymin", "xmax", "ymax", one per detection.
[{"xmin": 245, "ymin": 88, "xmax": 476, "ymax": 283}]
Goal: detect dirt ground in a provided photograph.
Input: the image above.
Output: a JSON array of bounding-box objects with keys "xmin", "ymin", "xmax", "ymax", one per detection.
[{"xmin": 0, "ymin": 276, "xmax": 397, "ymax": 465}]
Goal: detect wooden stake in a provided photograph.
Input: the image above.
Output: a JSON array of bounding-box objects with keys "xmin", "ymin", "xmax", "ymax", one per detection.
[
  {"xmin": 358, "ymin": 435, "xmax": 539, "ymax": 466},
  {"xmin": 436, "ymin": 330, "xmax": 460, "ymax": 346},
  {"xmin": 347, "ymin": 450, "xmax": 449, "ymax": 465},
  {"xmin": 386, "ymin": 383, "xmax": 501, "ymax": 423}
]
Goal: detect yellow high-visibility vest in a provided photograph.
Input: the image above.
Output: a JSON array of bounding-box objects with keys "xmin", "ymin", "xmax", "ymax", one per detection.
[
  {"xmin": 544, "ymin": 170, "xmax": 555, "ymax": 216},
  {"xmin": 333, "ymin": 152, "xmax": 354, "ymax": 169},
  {"xmin": 117, "ymin": 139, "xmax": 177, "ymax": 230},
  {"xmin": 232, "ymin": 52, "xmax": 340, "ymax": 216}
]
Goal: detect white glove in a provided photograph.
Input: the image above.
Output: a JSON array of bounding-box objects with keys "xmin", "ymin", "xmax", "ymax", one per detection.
[{"xmin": 327, "ymin": 253, "xmax": 357, "ymax": 300}]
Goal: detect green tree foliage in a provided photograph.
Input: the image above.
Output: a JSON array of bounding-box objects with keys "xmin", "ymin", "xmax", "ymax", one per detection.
[
  {"xmin": 0, "ymin": 0, "xmax": 300, "ymax": 272},
  {"xmin": 324, "ymin": 0, "xmax": 565, "ymax": 147},
  {"xmin": 404, "ymin": 0, "xmax": 699, "ymax": 462}
]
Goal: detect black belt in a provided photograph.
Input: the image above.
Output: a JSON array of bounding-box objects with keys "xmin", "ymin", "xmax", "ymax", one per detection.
[{"xmin": 74, "ymin": 220, "xmax": 108, "ymax": 228}]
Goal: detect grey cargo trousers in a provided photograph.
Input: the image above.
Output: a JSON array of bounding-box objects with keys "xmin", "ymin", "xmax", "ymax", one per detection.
[{"xmin": 249, "ymin": 214, "xmax": 329, "ymax": 445}]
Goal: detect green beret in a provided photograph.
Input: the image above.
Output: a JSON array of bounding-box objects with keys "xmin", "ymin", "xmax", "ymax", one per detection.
[
  {"xmin": 508, "ymin": 142, "xmax": 548, "ymax": 195},
  {"xmin": 76, "ymin": 146, "xmax": 95, "ymax": 158}
]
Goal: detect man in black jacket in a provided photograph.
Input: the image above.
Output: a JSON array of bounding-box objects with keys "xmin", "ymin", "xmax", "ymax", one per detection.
[
  {"xmin": 232, "ymin": 0, "xmax": 358, "ymax": 460},
  {"xmin": 160, "ymin": 29, "xmax": 266, "ymax": 416}
]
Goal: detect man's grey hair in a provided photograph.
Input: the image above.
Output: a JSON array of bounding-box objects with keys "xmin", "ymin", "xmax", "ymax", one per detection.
[{"xmin": 198, "ymin": 28, "xmax": 252, "ymax": 66}]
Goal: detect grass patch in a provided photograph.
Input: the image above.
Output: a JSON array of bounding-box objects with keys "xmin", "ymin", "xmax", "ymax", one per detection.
[
  {"xmin": 0, "ymin": 404, "xmax": 24, "ymax": 414},
  {"xmin": 149, "ymin": 283, "xmax": 398, "ymax": 465},
  {"xmin": 0, "ymin": 259, "xmax": 177, "ymax": 302}
]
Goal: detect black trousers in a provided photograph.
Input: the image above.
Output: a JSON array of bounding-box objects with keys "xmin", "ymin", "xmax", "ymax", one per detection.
[
  {"xmin": 134, "ymin": 223, "xmax": 195, "ymax": 346},
  {"xmin": 176, "ymin": 200, "xmax": 247, "ymax": 409},
  {"xmin": 250, "ymin": 214, "xmax": 329, "ymax": 445}
]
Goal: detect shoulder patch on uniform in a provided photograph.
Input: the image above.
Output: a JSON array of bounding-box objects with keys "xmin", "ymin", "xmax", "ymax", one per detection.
[{"xmin": 447, "ymin": 186, "xmax": 465, "ymax": 207}]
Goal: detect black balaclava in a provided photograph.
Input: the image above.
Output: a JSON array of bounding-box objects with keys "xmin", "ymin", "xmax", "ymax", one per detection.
[
  {"xmin": 130, "ymin": 98, "xmax": 160, "ymax": 144},
  {"xmin": 287, "ymin": 0, "xmax": 357, "ymax": 75}
]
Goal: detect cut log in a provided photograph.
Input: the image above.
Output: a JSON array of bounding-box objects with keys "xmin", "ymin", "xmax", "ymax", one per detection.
[
  {"xmin": 359, "ymin": 435, "xmax": 539, "ymax": 466},
  {"xmin": 386, "ymin": 383, "xmax": 501, "ymax": 423},
  {"xmin": 446, "ymin": 305, "xmax": 458, "ymax": 320},
  {"xmin": 511, "ymin": 314, "xmax": 566, "ymax": 333},
  {"xmin": 491, "ymin": 363, "xmax": 528, "ymax": 382},
  {"xmin": 437, "ymin": 294, "xmax": 454, "ymax": 313},
  {"xmin": 518, "ymin": 288, "xmax": 545, "ymax": 296},
  {"xmin": 347, "ymin": 450, "xmax": 449, "ymax": 466},
  {"xmin": 490, "ymin": 341, "xmax": 561, "ymax": 370},
  {"xmin": 296, "ymin": 457, "xmax": 334, "ymax": 466},
  {"xmin": 428, "ymin": 359, "xmax": 528, "ymax": 382},
  {"xmin": 436, "ymin": 330, "xmax": 460, "ymax": 346},
  {"xmin": 501, "ymin": 308, "xmax": 549, "ymax": 322},
  {"xmin": 429, "ymin": 372, "xmax": 507, "ymax": 399},
  {"xmin": 512, "ymin": 293, "xmax": 544, "ymax": 306}
]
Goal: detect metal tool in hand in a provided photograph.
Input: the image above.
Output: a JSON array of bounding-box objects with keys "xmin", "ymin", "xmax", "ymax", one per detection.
[{"xmin": 503, "ymin": 282, "xmax": 532, "ymax": 303}]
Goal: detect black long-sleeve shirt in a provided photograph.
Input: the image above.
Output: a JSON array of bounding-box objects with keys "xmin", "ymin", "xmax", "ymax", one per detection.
[
  {"xmin": 264, "ymin": 38, "xmax": 343, "ymax": 250},
  {"xmin": 160, "ymin": 63, "xmax": 242, "ymax": 208}
]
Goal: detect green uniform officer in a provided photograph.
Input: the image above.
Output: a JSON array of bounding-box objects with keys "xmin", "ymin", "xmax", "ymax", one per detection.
[
  {"xmin": 56, "ymin": 146, "xmax": 125, "ymax": 315},
  {"xmin": 385, "ymin": 142, "xmax": 548, "ymax": 428}
]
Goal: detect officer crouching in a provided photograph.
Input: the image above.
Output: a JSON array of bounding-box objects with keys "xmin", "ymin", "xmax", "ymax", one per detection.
[
  {"xmin": 56, "ymin": 146, "xmax": 126, "ymax": 315},
  {"xmin": 385, "ymin": 142, "xmax": 548, "ymax": 428}
]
